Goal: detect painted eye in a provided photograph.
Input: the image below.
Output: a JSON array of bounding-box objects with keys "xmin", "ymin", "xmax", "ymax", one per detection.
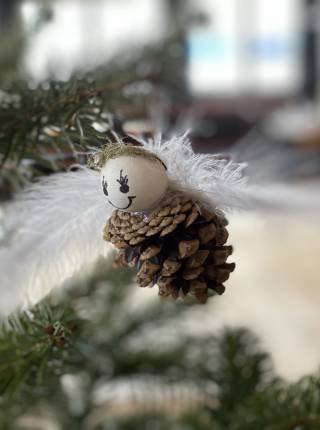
[
  {"xmin": 117, "ymin": 169, "xmax": 129, "ymax": 194},
  {"xmin": 102, "ymin": 177, "xmax": 108, "ymax": 196}
]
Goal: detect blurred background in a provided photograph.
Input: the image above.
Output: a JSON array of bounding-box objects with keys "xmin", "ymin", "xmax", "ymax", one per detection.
[
  {"xmin": 3, "ymin": 0, "xmax": 320, "ymax": 145},
  {"xmin": 1, "ymin": 0, "xmax": 320, "ymax": 429}
]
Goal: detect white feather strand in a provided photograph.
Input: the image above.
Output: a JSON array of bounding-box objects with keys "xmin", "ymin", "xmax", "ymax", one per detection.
[
  {"xmin": 142, "ymin": 133, "xmax": 320, "ymax": 213},
  {"xmin": 0, "ymin": 167, "xmax": 113, "ymax": 317},
  {"xmin": 143, "ymin": 133, "xmax": 250, "ymax": 211}
]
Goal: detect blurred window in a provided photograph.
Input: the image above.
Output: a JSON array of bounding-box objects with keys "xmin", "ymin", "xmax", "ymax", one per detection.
[
  {"xmin": 22, "ymin": 0, "xmax": 166, "ymax": 81},
  {"xmin": 187, "ymin": 0, "xmax": 304, "ymax": 97}
]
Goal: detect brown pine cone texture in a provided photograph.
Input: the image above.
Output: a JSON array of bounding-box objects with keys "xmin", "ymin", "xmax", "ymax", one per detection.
[{"xmin": 104, "ymin": 192, "xmax": 235, "ymax": 303}]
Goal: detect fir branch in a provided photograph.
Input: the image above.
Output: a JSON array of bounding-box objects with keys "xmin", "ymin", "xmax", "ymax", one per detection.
[
  {"xmin": 0, "ymin": 40, "xmax": 180, "ymax": 176},
  {"xmin": 0, "ymin": 263, "xmax": 272, "ymax": 428},
  {"xmin": 0, "ymin": 304, "xmax": 81, "ymax": 397},
  {"xmin": 230, "ymin": 376, "xmax": 320, "ymax": 430}
]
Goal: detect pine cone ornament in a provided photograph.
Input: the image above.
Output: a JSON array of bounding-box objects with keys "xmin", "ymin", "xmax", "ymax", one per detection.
[{"xmin": 104, "ymin": 191, "xmax": 235, "ymax": 303}]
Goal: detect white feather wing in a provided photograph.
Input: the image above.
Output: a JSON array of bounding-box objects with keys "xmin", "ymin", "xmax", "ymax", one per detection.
[
  {"xmin": 143, "ymin": 133, "xmax": 320, "ymax": 214},
  {"xmin": 0, "ymin": 167, "xmax": 113, "ymax": 317},
  {"xmin": 143, "ymin": 133, "xmax": 252, "ymax": 211}
]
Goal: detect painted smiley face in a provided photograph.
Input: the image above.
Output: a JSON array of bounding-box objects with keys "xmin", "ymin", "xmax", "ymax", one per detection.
[
  {"xmin": 102, "ymin": 169, "xmax": 137, "ymax": 210},
  {"xmin": 101, "ymin": 155, "xmax": 169, "ymax": 212}
]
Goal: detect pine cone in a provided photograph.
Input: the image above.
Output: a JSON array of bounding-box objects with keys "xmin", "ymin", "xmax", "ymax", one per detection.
[{"xmin": 104, "ymin": 192, "xmax": 235, "ymax": 303}]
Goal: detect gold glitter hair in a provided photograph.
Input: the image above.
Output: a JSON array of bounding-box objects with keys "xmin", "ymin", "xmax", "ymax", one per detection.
[{"xmin": 88, "ymin": 143, "xmax": 166, "ymax": 170}]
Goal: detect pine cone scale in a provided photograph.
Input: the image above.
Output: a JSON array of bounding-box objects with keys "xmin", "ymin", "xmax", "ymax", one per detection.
[{"xmin": 178, "ymin": 239, "xmax": 200, "ymax": 259}]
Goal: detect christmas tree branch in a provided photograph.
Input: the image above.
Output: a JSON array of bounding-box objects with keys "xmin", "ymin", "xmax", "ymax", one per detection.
[
  {"xmin": 0, "ymin": 304, "xmax": 81, "ymax": 397},
  {"xmin": 0, "ymin": 40, "xmax": 181, "ymax": 176}
]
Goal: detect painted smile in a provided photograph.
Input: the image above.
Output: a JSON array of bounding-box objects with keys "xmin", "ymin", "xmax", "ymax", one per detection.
[{"xmin": 108, "ymin": 196, "xmax": 136, "ymax": 210}]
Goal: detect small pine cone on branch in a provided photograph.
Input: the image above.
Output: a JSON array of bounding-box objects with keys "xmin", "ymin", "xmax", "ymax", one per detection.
[{"xmin": 104, "ymin": 191, "xmax": 235, "ymax": 303}]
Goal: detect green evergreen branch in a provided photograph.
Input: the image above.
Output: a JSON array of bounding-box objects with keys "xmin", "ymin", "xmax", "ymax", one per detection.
[
  {"xmin": 0, "ymin": 40, "xmax": 180, "ymax": 175},
  {"xmin": 229, "ymin": 376, "xmax": 320, "ymax": 430},
  {"xmin": 0, "ymin": 304, "xmax": 81, "ymax": 397}
]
